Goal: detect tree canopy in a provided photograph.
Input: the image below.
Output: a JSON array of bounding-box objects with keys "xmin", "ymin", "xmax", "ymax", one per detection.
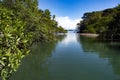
[
  {"xmin": 0, "ymin": 0, "xmax": 66, "ymax": 80},
  {"xmin": 77, "ymin": 5, "xmax": 120, "ymax": 41}
]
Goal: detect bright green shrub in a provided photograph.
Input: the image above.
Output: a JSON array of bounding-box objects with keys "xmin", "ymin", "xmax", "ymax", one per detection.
[{"xmin": 0, "ymin": 6, "xmax": 30, "ymax": 80}]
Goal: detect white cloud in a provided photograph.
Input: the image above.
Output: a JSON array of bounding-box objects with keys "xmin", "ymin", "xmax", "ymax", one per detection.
[{"xmin": 55, "ymin": 16, "xmax": 81, "ymax": 30}]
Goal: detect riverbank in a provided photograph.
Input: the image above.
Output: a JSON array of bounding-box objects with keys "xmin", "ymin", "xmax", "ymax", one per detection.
[{"xmin": 80, "ymin": 33, "xmax": 99, "ymax": 37}]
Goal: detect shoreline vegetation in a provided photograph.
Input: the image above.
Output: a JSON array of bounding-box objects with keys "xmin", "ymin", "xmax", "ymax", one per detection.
[
  {"xmin": 0, "ymin": 0, "xmax": 120, "ymax": 80},
  {"xmin": 77, "ymin": 4, "xmax": 120, "ymax": 41},
  {"xmin": 0, "ymin": 1, "xmax": 67, "ymax": 80}
]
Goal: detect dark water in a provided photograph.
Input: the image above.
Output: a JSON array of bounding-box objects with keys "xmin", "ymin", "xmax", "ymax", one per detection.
[{"xmin": 10, "ymin": 33, "xmax": 120, "ymax": 80}]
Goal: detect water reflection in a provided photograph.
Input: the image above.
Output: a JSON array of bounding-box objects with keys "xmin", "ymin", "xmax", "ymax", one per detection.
[
  {"xmin": 9, "ymin": 33, "xmax": 120, "ymax": 80},
  {"xmin": 77, "ymin": 35, "xmax": 120, "ymax": 77},
  {"xmin": 9, "ymin": 35, "xmax": 66, "ymax": 80},
  {"xmin": 61, "ymin": 33, "xmax": 78, "ymax": 45}
]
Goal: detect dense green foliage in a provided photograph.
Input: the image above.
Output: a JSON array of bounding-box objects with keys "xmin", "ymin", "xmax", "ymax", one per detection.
[
  {"xmin": 56, "ymin": 26, "xmax": 67, "ymax": 33},
  {"xmin": 77, "ymin": 5, "xmax": 120, "ymax": 41},
  {"xmin": 1, "ymin": 0, "xmax": 66, "ymax": 42},
  {"xmin": 0, "ymin": 0, "xmax": 66, "ymax": 80},
  {"xmin": 0, "ymin": 6, "xmax": 30, "ymax": 80}
]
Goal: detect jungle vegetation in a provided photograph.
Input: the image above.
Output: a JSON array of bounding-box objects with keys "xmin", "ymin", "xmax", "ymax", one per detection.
[
  {"xmin": 77, "ymin": 4, "xmax": 120, "ymax": 41},
  {"xmin": 0, "ymin": 0, "xmax": 66, "ymax": 80}
]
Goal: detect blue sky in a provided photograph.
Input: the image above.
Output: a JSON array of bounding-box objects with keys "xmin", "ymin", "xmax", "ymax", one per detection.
[{"xmin": 38, "ymin": 0, "xmax": 120, "ymax": 29}]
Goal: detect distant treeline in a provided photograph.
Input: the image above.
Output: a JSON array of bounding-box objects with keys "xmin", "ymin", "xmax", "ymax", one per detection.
[
  {"xmin": 0, "ymin": 0, "xmax": 66, "ymax": 80},
  {"xmin": 77, "ymin": 5, "xmax": 120, "ymax": 41}
]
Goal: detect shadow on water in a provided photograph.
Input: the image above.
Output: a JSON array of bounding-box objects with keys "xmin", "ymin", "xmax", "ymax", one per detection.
[
  {"xmin": 77, "ymin": 34, "xmax": 120, "ymax": 76},
  {"xmin": 9, "ymin": 34, "xmax": 66, "ymax": 80}
]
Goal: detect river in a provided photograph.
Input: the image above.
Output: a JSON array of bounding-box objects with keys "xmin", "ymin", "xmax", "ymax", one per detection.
[{"xmin": 10, "ymin": 32, "xmax": 120, "ymax": 80}]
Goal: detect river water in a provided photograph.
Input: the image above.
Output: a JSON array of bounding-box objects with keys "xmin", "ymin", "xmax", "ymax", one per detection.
[{"xmin": 10, "ymin": 32, "xmax": 120, "ymax": 80}]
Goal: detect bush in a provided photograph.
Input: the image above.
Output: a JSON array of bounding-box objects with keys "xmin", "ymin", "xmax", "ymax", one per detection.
[{"xmin": 0, "ymin": 6, "xmax": 30, "ymax": 80}]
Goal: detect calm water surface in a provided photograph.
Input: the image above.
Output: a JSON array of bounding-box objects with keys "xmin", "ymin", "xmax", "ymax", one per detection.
[{"xmin": 10, "ymin": 32, "xmax": 120, "ymax": 80}]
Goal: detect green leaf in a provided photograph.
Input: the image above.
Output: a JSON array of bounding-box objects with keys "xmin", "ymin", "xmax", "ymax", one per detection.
[{"xmin": 0, "ymin": 60, "xmax": 5, "ymax": 66}]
